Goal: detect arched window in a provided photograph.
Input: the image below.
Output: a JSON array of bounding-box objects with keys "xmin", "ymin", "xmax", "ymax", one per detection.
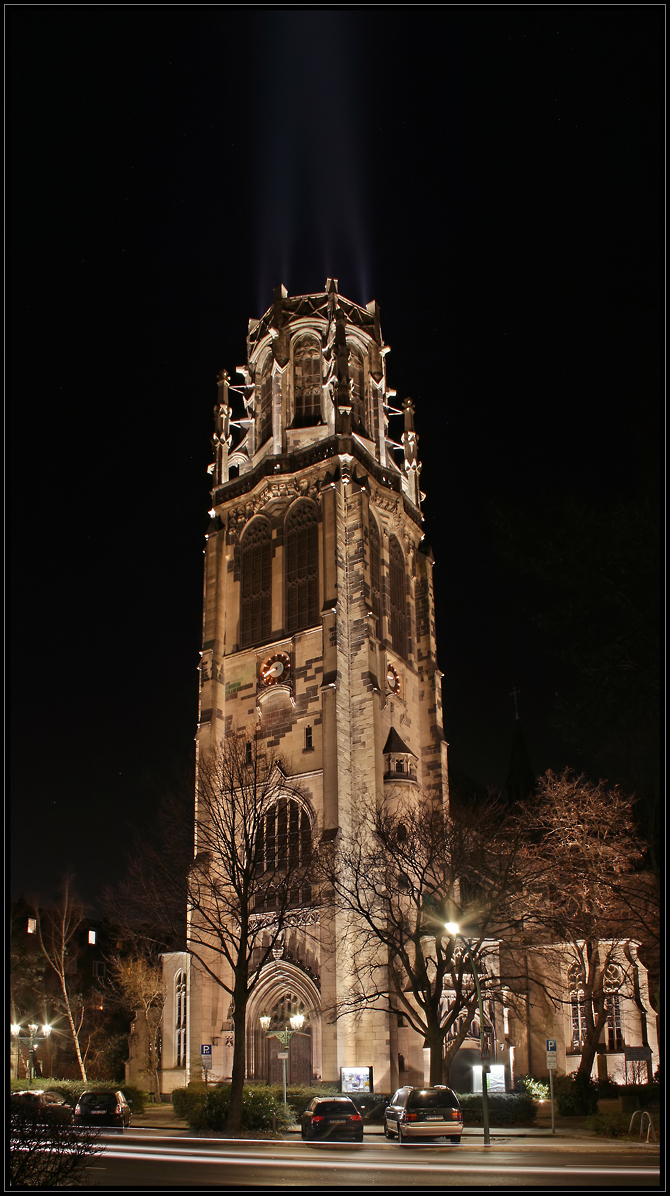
[
  {"xmin": 389, "ymin": 535, "xmax": 408, "ymax": 659},
  {"xmin": 258, "ymin": 798, "xmax": 312, "ymax": 874},
  {"xmin": 293, "ymin": 338, "xmax": 322, "ymax": 426},
  {"xmin": 175, "ymin": 971, "xmax": 186, "ymax": 1068},
  {"xmin": 349, "ymin": 347, "xmax": 367, "ymax": 434},
  {"xmin": 285, "ymin": 501, "xmax": 318, "ymax": 633},
  {"xmin": 240, "ymin": 517, "xmax": 272, "ymax": 647},
  {"xmin": 257, "ymin": 354, "xmax": 273, "ymax": 448},
  {"xmin": 568, "ymin": 961, "xmax": 589, "ymax": 1051},
  {"xmin": 369, "ymin": 515, "xmax": 382, "ymax": 635}
]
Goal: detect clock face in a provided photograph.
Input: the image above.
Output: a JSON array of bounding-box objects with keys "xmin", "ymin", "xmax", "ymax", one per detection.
[
  {"xmin": 260, "ymin": 652, "xmax": 291, "ymax": 686},
  {"xmin": 386, "ymin": 664, "xmax": 401, "ymax": 695}
]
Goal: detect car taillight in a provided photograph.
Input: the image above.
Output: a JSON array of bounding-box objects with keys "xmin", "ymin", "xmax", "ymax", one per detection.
[
  {"xmin": 402, "ymin": 1112, "xmax": 418, "ymax": 1122},
  {"xmin": 311, "ymin": 1115, "xmax": 325, "ymax": 1123},
  {"xmin": 451, "ymin": 1109, "xmax": 461, "ymax": 1120},
  {"xmin": 74, "ymin": 1104, "xmax": 82, "ymax": 1114},
  {"xmin": 349, "ymin": 1113, "xmax": 362, "ymax": 1122},
  {"xmin": 115, "ymin": 1104, "xmax": 123, "ymax": 1114}
]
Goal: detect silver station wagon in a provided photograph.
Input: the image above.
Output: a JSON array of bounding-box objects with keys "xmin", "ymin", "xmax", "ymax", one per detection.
[{"xmin": 384, "ymin": 1085, "xmax": 463, "ymax": 1143}]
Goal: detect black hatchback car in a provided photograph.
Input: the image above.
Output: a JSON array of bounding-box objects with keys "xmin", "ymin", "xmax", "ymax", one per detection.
[
  {"xmin": 384, "ymin": 1086, "xmax": 463, "ymax": 1143},
  {"xmin": 301, "ymin": 1096, "xmax": 364, "ymax": 1142},
  {"xmin": 73, "ymin": 1090, "xmax": 132, "ymax": 1129}
]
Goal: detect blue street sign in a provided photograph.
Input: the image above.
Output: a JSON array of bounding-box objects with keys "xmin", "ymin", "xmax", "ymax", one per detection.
[
  {"xmin": 201, "ymin": 1044, "xmax": 212, "ymax": 1069},
  {"xmin": 546, "ymin": 1039, "xmax": 557, "ymax": 1052}
]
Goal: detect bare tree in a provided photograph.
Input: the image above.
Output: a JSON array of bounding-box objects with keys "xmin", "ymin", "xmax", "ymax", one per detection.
[
  {"xmin": 106, "ymin": 734, "xmax": 315, "ymax": 1132},
  {"xmin": 522, "ymin": 770, "xmax": 646, "ymax": 1081},
  {"xmin": 109, "ymin": 955, "xmax": 165, "ymax": 1099},
  {"xmin": 34, "ymin": 878, "xmax": 89, "ymax": 1082},
  {"xmin": 322, "ymin": 790, "xmax": 540, "ymax": 1085}
]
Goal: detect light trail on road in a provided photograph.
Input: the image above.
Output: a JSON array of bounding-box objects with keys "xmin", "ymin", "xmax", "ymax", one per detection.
[{"xmin": 95, "ymin": 1138, "xmax": 660, "ymax": 1186}]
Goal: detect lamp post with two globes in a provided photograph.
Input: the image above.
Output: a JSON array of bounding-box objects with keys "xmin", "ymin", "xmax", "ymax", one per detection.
[
  {"xmin": 11, "ymin": 1023, "xmax": 52, "ymax": 1084},
  {"xmin": 444, "ymin": 923, "xmax": 491, "ymax": 1146},
  {"xmin": 259, "ymin": 1011, "xmax": 305, "ymax": 1108}
]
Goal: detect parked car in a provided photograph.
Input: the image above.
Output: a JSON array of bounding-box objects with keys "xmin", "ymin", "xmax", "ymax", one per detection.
[
  {"xmin": 73, "ymin": 1089, "xmax": 132, "ymax": 1129},
  {"xmin": 11, "ymin": 1090, "xmax": 74, "ymax": 1124},
  {"xmin": 301, "ymin": 1096, "xmax": 364, "ymax": 1142},
  {"xmin": 384, "ymin": 1086, "xmax": 463, "ymax": 1143}
]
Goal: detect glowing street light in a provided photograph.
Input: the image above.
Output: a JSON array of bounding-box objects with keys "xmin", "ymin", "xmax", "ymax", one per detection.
[
  {"xmin": 259, "ymin": 1011, "xmax": 306, "ymax": 1108},
  {"xmin": 445, "ymin": 923, "xmax": 491, "ymax": 1146},
  {"xmin": 11, "ymin": 1022, "xmax": 52, "ymax": 1084}
]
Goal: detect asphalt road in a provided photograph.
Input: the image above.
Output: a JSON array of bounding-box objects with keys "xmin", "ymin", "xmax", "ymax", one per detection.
[{"xmin": 84, "ymin": 1134, "xmax": 661, "ymax": 1189}]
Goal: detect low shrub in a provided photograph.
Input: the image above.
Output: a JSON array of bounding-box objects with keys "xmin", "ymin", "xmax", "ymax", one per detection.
[
  {"xmin": 175, "ymin": 1085, "xmax": 291, "ymax": 1132},
  {"xmin": 596, "ymin": 1077, "xmax": 621, "ymax": 1099},
  {"xmin": 273, "ymin": 1083, "xmax": 339, "ymax": 1122},
  {"xmin": 553, "ymin": 1073, "xmax": 599, "ymax": 1116},
  {"xmin": 587, "ymin": 1111, "xmax": 635, "ymax": 1138},
  {"xmin": 10, "ymin": 1104, "xmax": 104, "ymax": 1188},
  {"xmin": 9, "ymin": 1077, "xmax": 147, "ymax": 1113},
  {"xmin": 456, "ymin": 1092, "xmax": 536, "ymax": 1126},
  {"xmin": 618, "ymin": 1084, "xmax": 661, "ymax": 1114},
  {"xmin": 171, "ymin": 1087, "xmax": 205, "ymax": 1121},
  {"xmin": 515, "ymin": 1075, "xmax": 550, "ymax": 1101}
]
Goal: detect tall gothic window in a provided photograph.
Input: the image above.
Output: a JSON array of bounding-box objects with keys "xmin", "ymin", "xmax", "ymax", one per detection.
[
  {"xmin": 175, "ymin": 971, "xmax": 186, "ymax": 1067},
  {"xmin": 240, "ymin": 517, "xmax": 272, "ymax": 647},
  {"xmin": 257, "ymin": 354, "xmax": 273, "ymax": 448},
  {"xmin": 285, "ymin": 501, "xmax": 318, "ymax": 633},
  {"xmin": 389, "ymin": 535, "xmax": 408, "ymax": 659},
  {"xmin": 258, "ymin": 798, "xmax": 312, "ymax": 874},
  {"xmin": 349, "ymin": 347, "xmax": 367, "ymax": 434},
  {"xmin": 293, "ymin": 338, "xmax": 322, "ymax": 426},
  {"xmin": 369, "ymin": 515, "xmax": 382, "ymax": 635},
  {"xmin": 605, "ymin": 994, "xmax": 623, "ymax": 1051}
]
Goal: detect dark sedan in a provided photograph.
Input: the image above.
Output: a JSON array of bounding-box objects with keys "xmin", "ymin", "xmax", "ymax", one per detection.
[
  {"xmin": 12, "ymin": 1090, "xmax": 74, "ymax": 1124},
  {"xmin": 73, "ymin": 1089, "xmax": 132, "ymax": 1129},
  {"xmin": 301, "ymin": 1096, "xmax": 364, "ymax": 1142}
]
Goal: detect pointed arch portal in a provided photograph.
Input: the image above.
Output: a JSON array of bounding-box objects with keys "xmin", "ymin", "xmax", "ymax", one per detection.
[{"xmin": 246, "ymin": 960, "xmax": 322, "ymax": 1083}]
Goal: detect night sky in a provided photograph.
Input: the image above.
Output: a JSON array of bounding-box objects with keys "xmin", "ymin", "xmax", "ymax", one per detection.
[{"xmin": 9, "ymin": 9, "xmax": 661, "ymax": 910}]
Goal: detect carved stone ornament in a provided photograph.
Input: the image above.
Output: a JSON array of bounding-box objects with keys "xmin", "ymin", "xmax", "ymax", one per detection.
[
  {"xmin": 249, "ymin": 907, "xmax": 320, "ymax": 932},
  {"xmin": 225, "ymin": 475, "xmax": 324, "ymax": 543}
]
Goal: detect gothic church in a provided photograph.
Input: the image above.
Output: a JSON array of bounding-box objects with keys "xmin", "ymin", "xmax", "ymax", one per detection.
[{"xmin": 152, "ymin": 283, "xmax": 657, "ymax": 1098}]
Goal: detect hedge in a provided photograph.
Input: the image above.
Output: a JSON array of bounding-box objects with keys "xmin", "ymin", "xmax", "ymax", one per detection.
[
  {"xmin": 173, "ymin": 1085, "xmax": 291, "ymax": 1132},
  {"xmin": 10, "ymin": 1077, "xmax": 148, "ymax": 1114},
  {"xmin": 456, "ymin": 1092, "xmax": 537, "ymax": 1126}
]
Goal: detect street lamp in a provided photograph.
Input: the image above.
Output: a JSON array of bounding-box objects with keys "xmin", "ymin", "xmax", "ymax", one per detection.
[
  {"xmin": 445, "ymin": 923, "xmax": 491, "ymax": 1147},
  {"xmin": 11, "ymin": 1023, "xmax": 52, "ymax": 1084},
  {"xmin": 259, "ymin": 1011, "xmax": 306, "ymax": 1109}
]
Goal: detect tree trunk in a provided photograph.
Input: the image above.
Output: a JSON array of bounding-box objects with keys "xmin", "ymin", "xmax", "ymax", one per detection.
[
  {"xmin": 60, "ymin": 977, "xmax": 87, "ymax": 1082},
  {"xmin": 426, "ymin": 1026, "xmax": 445, "ymax": 1087},
  {"xmin": 225, "ymin": 963, "xmax": 249, "ymax": 1132}
]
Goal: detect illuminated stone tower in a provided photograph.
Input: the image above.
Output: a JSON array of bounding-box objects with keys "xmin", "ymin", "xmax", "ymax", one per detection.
[{"xmin": 173, "ymin": 282, "xmax": 449, "ymax": 1093}]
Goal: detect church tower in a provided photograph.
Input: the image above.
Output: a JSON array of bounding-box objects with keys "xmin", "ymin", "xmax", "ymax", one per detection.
[{"xmin": 183, "ymin": 282, "xmax": 449, "ymax": 1093}]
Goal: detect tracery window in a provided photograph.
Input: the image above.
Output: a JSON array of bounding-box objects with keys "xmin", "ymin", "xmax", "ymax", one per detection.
[
  {"xmin": 175, "ymin": 970, "xmax": 187, "ymax": 1067},
  {"xmin": 369, "ymin": 515, "xmax": 382, "ymax": 635},
  {"xmin": 240, "ymin": 517, "xmax": 272, "ymax": 647},
  {"xmin": 389, "ymin": 535, "xmax": 408, "ymax": 659},
  {"xmin": 257, "ymin": 798, "xmax": 312, "ymax": 873},
  {"xmin": 349, "ymin": 347, "xmax": 367, "ymax": 434},
  {"xmin": 293, "ymin": 338, "xmax": 322, "ymax": 426},
  {"xmin": 285, "ymin": 501, "xmax": 319, "ymax": 633},
  {"xmin": 568, "ymin": 961, "xmax": 589, "ymax": 1051},
  {"xmin": 604, "ymin": 963, "xmax": 623, "ymax": 1051},
  {"xmin": 257, "ymin": 354, "xmax": 273, "ymax": 448}
]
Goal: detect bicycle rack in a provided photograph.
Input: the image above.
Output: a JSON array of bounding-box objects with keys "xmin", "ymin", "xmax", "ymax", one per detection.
[{"xmin": 629, "ymin": 1109, "xmax": 657, "ymax": 1143}]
